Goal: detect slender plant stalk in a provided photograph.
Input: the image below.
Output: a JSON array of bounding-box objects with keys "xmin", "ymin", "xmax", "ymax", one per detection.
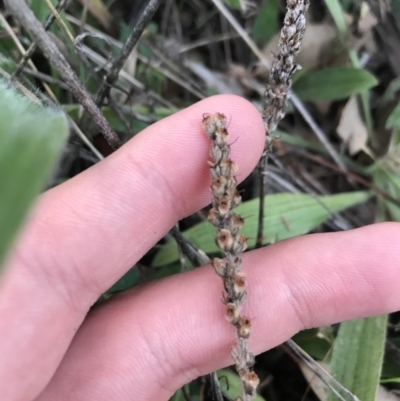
[
  {"xmin": 12, "ymin": 0, "xmax": 70, "ymax": 78},
  {"xmin": 4, "ymin": 0, "xmax": 122, "ymax": 150},
  {"xmin": 256, "ymin": 0, "xmax": 310, "ymax": 248},
  {"xmin": 170, "ymin": 226, "xmax": 210, "ymax": 267},
  {"xmin": 203, "ymin": 113, "xmax": 258, "ymax": 401},
  {"xmin": 95, "ymin": 0, "xmax": 162, "ymax": 108}
]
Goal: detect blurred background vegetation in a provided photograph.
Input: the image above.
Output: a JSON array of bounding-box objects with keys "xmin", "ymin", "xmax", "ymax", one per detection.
[{"xmin": 1, "ymin": 0, "xmax": 400, "ymax": 400}]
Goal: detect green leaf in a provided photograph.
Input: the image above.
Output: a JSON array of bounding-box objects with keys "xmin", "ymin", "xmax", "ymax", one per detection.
[
  {"xmin": 327, "ymin": 316, "xmax": 387, "ymax": 401},
  {"xmin": 0, "ymin": 81, "xmax": 68, "ymax": 269},
  {"xmin": 392, "ymin": 0, "xmax": 400, "ymax": 23},
  {"xmin": 218, "ymin": 369, "xmax": 266, "ymax": 401},
  {"xmin": 381, "ymin": 377, "xmax": 400, "ymax": 384},
  {"xmin": 64, "ymin": 104, "xmax": 174, "ymax": 134},
  {"xmin": 29, "ymin": 0, "xmax": 75, "ymax": 39},
  {"xmin": 0, "ymin": 54, "xmax": 16, "ymax": 74},
  {"xmin": 293, "ymin": 329, "xmax": 333, "ymax": 360},
  {"xmin": 222, "ymin": 0, "xmax": 242, "ymax": 9},
  {"xmin": 382, "ymin": 77, "xmax": 400, "ymax": 102},
  {"xmin": 169, "ymin": 389, "xmax": 187, "ymax": 401},
  {"xmin": 153, "ymin": 191, "xmax": 371, "ymax": 267},
  {"xmin": 277, "ymin": 130, "xmax": 326, "ymax": 153},
  {"xmin": 386, "ymin": 102, "xmax": 400, "ymax": 130},
  {"xmin": 150, "ymin": 262, "xmax": 182, "ymax": 279},
  {"xmin": 293, "ymin": 67, "xmax": 378, "ymax": 101},
  {"xmin": 30, "ymin": 0, "xmax": 58, "ymax": 23},
  {"xmin": 372, "ymin": 167, "xmax": 400, "ymax": 221},
  {"xmin": 323, "ymin": 0, "xmax": 347, "ymax": 35},
  {"xmin": 252, "ymin": 0, "xmax": 279, "ymax": 46},
  {"xmin": 107, "ymin": 268, "xmax": 140, "ymax": 294}
]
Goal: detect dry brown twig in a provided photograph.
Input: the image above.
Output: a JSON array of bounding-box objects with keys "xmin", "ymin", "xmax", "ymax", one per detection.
[{"xmin": 203, "ymin": 113, "xmax": 258, "ymax": 401}]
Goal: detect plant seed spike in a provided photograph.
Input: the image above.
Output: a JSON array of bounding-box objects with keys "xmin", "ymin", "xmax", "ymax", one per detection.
[{"xmin": 203, "ymin": 113, "xmax": 259, "ymax": 401}]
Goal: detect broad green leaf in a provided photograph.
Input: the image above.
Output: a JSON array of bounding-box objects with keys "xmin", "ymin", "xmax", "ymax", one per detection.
[
  {"xmin": 293, "ymin": 67, "xmax": 378, "ymax": 101},
  {"xmin": 218, "ymin": 369, "xmax": 266, "ymax": 401},
  {"xmin": 252, "ymin": 0, "xmax": 279, "ymax": 46},
  {"xmin": 327, "ymin": 316, "xmax": 387, "ymax": 401},
  {"xmin": 323, "ymin": 0, "xmax": 347, "ymax": 35},
  {"xmin": 0, "ymin": 81, "xmax": 68, "ymax": 269},
  {"xmin": 153, "ymin": 191, "xmax": 371, "ymax": 267}
]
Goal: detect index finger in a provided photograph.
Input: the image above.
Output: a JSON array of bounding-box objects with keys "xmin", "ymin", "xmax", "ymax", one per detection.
[{"xmin": 0, "ymin": 94, "xmax": 265, "ymax": 401}]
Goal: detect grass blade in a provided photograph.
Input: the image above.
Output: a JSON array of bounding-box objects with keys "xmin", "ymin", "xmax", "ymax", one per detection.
[
  {"xmin": 327, "ymin": 316, "xmax": 387, "ymax": 401},
  {"xmin": 153, "ymin": 191, "xmax": 371, "ymax": 266}
]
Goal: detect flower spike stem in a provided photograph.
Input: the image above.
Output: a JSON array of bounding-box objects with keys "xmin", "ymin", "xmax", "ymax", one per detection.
[
  {"xmin": 203, "ymin": 113, "xmax": 259, "ymax": 401},
  {"xmin": 256, "ymin": 0, "xmax": 310, "ymax": 248}
]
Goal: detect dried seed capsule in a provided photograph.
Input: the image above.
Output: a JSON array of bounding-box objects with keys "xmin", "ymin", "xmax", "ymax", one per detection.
[
  {"xmin": 232, "ymin": 234, "xmax": 248, "ymax": 255},
  {"xmin": 202, "ymin": 114, "xmax": 216, "ymax": 139},
  {"xmin": 220, "ymin": 158, "xmax": 238, "ymax": 175},
  {"xmin": 203, "ymin": 113, "xmax": 227, "ymax": 139},
  {"xmin": 242, "ymin": 371, "xmax": 259, "ymax": 397},
  {"xmin": 215, "ymin": 127, "xmax": 229, "ymax": 146},
  {"xmin": 212, "ymin": 176, "xmax": 228, "ymax": 197},
  {"xmin": 217, "ymin": 196, "xmax": 231, "ymax": 216},
  {"xmin": 238, "ymin": 316, "xmax": 252, "ymax": 339},
  {"xmin": 213, "ymin": 112, "xmax": 227, "ymax": 128},
  {"xmin": 226, "ymin": 302, "xmax": 241, "ymax": 324},
  {"xmin": 216, "ymin": 229, "xmax": 234, "ymax": 252},
  {"xmin": 233, "ymin": 272, "xmax": 246, "ymax": 296},
  {"xmin": 228, "ymin": 213, "xmax": 244, "ymax": 235},
  {"xmin": 232, "ymin": 189, "xmax": 242, "ymax": 207},
  {"xmin": 207, "ymin": 208, "xmax": 221, "ymax": 226},
  {"xmin": 212, "ymin": 258, "xmax": 226, "ymax": 277},
  {"xmin": 232, "ymin": 213, "xmax": 244, "ymax": 228}
]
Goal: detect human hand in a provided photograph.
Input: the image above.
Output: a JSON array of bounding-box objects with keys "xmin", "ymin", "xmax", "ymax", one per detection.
[{"xmin": 1, "ymin": 95, "xmax": 399, "ymax": 401}]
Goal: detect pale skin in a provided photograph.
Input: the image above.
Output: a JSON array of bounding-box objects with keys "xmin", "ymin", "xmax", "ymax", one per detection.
[{"xmin": 0, "ymin": 94, "xmax": 399, "ymax": 401}]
